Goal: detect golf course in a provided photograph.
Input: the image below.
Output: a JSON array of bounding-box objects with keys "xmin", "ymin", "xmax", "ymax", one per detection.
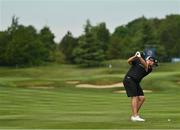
[{"xmin": 0, "ymin": 60, "xmax": 180, "ymax": 129}]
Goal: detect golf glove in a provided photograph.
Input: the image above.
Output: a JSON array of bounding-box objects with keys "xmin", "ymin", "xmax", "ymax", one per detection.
[{"xmin": 135, "ymin": 51, "xmax": 141, "ymax": 57}]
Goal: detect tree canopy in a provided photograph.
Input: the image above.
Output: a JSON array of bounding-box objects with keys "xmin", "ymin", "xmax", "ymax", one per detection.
[{"xmin": 0, "ymin": 14, "xmax": 180, "ymax": 67}]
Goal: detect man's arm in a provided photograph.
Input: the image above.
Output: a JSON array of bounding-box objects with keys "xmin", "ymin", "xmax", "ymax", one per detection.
[
  {"xmin": 138, "ymin": 57, "xmax": 148, "ymax": 71},
  {"xmin": 127, "ymin": 55, "xmax": 137, "ymax": 65},
  {"xmin": 127, "ymin": 52, "xmax": 148, "ymax": 71}
]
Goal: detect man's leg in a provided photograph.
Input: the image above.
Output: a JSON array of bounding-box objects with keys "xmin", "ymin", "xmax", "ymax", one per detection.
[
  {"xmin": 131, "ymin": 96, "xmax": 139, "ymax": 116},
  {"xmin": 137, "ymin": 96, "xmax": 145, "ymax": 112},
  {"xmin": 131, "ymin": 96, "xmax": 146, "ymax": 121}
]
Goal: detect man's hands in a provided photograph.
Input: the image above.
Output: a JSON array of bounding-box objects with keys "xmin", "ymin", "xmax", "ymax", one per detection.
[
  {"xmin": 127, "ymin": 51, "xmax": 141, "ymax": 65},
  {"xmin": 135, "ymin": 51, "xmax": 148, "ymax": 71},
  {"xmin": 135, "ymin": 51, "xmax": 141, "ymax": 58},
  {"xmin": 128, "ymin": 51, "xmax": 148, "ymax": 71}
]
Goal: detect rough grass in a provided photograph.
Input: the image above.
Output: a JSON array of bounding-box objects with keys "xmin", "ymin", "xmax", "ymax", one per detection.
[{"xmin": 0, "ymin": 60, "xmax": 180, "ymax": 129}]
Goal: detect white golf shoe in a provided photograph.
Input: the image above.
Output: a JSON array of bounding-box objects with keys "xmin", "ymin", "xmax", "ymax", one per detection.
[{"xmin": 131, "ymin": 115, "xmax": 145, "ymax": 122}]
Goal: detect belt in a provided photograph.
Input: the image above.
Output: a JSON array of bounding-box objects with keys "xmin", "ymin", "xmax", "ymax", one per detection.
[{"xmin": 126, "ymin": 75, "xmax": 139, "ymax": 82}]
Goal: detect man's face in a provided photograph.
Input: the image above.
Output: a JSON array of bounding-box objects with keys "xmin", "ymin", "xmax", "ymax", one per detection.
[{"xmin": 146, "ymin": 59, "xmax": 155, "ymax": 67}]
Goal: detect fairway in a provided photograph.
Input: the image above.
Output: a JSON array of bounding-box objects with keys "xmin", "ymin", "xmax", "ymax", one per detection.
[
  {"xmin": 0, "ymin": 60, "xmax": 180, "ymax": 129},
  {"xmin": 1, "ymin": 0, "xmax": 180, "ymax": 129}
]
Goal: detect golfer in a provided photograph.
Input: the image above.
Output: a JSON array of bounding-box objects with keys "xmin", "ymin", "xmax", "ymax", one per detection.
[{"xmin": 123, "ymin": 51, "xmax": 157, "ymax": 122}]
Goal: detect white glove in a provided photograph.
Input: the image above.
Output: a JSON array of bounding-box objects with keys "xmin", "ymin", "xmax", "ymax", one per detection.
[{"xmin": 135, "ymin": 51, "xmax": 141, "ymax": 57}]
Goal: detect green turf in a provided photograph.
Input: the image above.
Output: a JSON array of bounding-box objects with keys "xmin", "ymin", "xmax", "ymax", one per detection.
[{"xmin": 0, "ymin": 60, "xmax": 180, "ymax": 129}]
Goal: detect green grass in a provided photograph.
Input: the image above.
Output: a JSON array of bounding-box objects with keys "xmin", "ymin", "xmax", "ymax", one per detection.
[{"xmin": 0, "ymin": 60, "xmax": 180, "ymax": 129}]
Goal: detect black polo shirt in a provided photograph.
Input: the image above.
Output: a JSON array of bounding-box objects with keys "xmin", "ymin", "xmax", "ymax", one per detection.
[{"xmin": 126, "ymin": 59, "xmax": 152, "ymax": 82}]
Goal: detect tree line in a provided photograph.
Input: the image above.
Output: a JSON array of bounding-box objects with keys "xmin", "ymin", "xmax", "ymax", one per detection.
[{"xmin": 0, "ymin": 14, "xmax": 180, "ymax": 67}]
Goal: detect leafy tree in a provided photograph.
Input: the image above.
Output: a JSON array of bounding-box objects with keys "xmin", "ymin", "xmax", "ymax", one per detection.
[
  {"xmin": 39, "ymin": 26, "xmax": 56, "ymax": 61},
  {"xmin": 1, "ymin": 14, "xmax": 180, "ymax": 66},
  {"xmin": 141, "ymin": 21, "xmax": 157, "ymax": 47},
  {"xmin": 93, "ymin": 23, "xmax": 110, "ymax": 53},
  {"xmin": 49, "ymin": 47, "xmax": 65, "ymax": 63},
  {"xmin": 7, "ymin": 15, "xmax": 19, "ymax": 33},
  {"xmin": 73, "ymin": 20, "xmax": 105, "ymax": 67},
  {"xmin": 159, "ymin": 15, "xmax": 180, "ymax": 60},
  {"xmin": 0, "ymin": 16, "xmax": 49, "ymax": 66},
  {"xmin": 106, "ymin": 36, "xmax": 123, "ymax": 59},
  {"xmin": 5, "ymin": 25, "xmax": 47, "ymax": 66},
  {"xmin": 59, "ymin": 31, "xmax": 78, "ymax": 63},
  {"xmin": 113, "ymin": 26, "xmax": 129, "ymax": 38},
  {"xmin": 0, "ymin": 31, "xmax": 10, "ymax": 65}
]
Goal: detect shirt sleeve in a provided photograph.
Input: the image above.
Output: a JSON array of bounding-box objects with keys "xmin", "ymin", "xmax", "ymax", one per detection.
[
  {"xmin": 132, "ymin": 59, "xmax": 140, "ymax": 65},
  {"xmin": 148, "ymin": 68, "xmax": 152, "ymax": 73}
]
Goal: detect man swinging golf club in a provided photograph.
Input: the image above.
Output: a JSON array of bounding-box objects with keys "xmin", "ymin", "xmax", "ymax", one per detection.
[{"xmin": 123, "ymin": 51, "xmax": 158, "ymax": 122}]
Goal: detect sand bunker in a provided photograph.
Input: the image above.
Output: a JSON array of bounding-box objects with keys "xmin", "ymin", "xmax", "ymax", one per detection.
[
  {"xmin": 66, "ymin": 81, "xmax": 80, "ymax": 84},
  {"xmin": 28, "ymin": 86, "xmax": 55, "ymax": 89},
  {"xmin": 114, "ymin": 90, "xmax": 153, "ymax": 94},
  {"xmin": 76, "ymin": 82, "xmax": 123, "ymax": 88}
]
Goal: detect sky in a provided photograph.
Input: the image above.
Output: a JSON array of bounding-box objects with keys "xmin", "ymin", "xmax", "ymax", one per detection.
[{"xmin": 0, "ymin": 0, "xmax": 180, "ymax": 42}]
